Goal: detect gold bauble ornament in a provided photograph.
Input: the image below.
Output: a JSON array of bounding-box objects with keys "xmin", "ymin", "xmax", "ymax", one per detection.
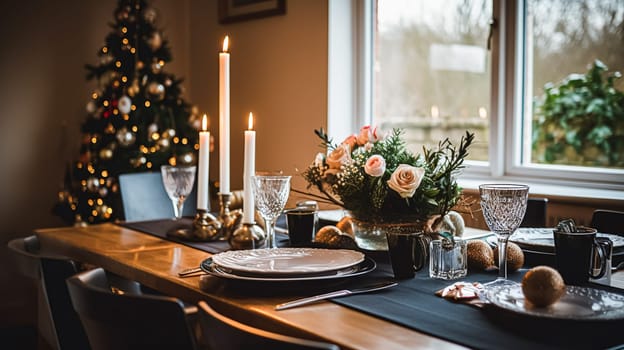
[
  {"xmin": 162, "ymin": 128, "xmax": 176, "ymax": 138},
  {"xmin": 143, "ymin": 6, "xmax": 157, "ymax": 23},
  {"xmin": 157, "ymin": 137, "xmax": 170, "ymax": 149},
  {"xmin": 178, "ymin": 152, "xmax": 194, "ymax": 165},
  {"xmin": 99, "ymin": 148, "xmax": 113, "ymax": 160},
  {"xmin": 151, "ymin": 61, "xmax": 162, "ymax": 74},
  {"xmin": 147, "ymin": 32, "xmax": 162, "ymax": 51},
  {"xmin": 136, "ymin": 60, "xmax": 145, "ymax": 70},
  {"xmin": 98, "ymin": 187, "xmax": 108, "ymax": 197},
  {"xmin": 116, "ymin": 127, "xmax": 136, "ymax": 147},
  {"xmin": 147, "ymin": 82, "xmax": 165, "ymax": 100},
  {"xmin": 128, "ymin": 79, "xmax": 140, "ymax": 97},
  {"xmin": 86, "ymin": 177, "xmax": 100, "ymax": 192}
]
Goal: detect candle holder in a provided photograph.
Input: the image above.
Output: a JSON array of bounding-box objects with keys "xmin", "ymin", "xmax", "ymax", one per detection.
[
  {"xmin": 229, "ymin": 222, "xmax": 266, "ymax": 250},
  {"xmin": 217, "ymin": 192, "xmax": 243, "ymax": 241},
  {"xmin": 167, "ymin": 209, "xmax": 221, "ymax": 241}
]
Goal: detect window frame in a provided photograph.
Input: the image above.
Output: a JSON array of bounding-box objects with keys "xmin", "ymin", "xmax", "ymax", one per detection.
[{"xmin": 327, "ymin": 0, "xmax": 624, "ymax": 198}]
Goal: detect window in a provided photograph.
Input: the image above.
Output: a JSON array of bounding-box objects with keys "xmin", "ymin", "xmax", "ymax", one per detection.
[{"xmin": 329, "ymin": 0, "xmax": 624, "ymax": 194}]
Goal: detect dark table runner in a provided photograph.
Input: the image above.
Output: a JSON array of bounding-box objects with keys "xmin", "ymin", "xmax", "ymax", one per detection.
[
  {"xmin": 120, "ymin": 217, "xmax": 289, "ymax": 253},
  {"xmin": 119, "ymin": 219, "xmax": 624, "ymax": 349}
]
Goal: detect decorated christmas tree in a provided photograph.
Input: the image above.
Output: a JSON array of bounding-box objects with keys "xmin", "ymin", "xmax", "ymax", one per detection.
[{"xmin": 54, "ymin": 0, "xmax": 201, "ymax": 225}]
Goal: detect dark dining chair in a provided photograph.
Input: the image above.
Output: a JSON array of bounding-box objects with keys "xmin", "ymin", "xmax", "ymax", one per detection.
[
  {"xmin": 118, "ymin": 171, "xmax": 200, "ymax": 221},
  {"xmin": 197, "ymin": 301, "xmax": 340, "ymax": 350},
  {"xmin": 66, "ymin": 267, "xmax": 199, "ymax": 350},
  {"xmin": 7, "ymin": 235, "xmax": 91, "ymax": 350},
  {"xmin": 590, "ymin": 209, "xmax": 624, "ymax": 236},
  {"xmin": 521, "ymin": 197, "xmax": 548, "ymax": 227}
]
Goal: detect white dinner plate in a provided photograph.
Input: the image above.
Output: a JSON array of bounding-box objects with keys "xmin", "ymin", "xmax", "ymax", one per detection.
[
  {"xmin": 485, "ymin": 283, "xmax": 624, "ymax": 321},
  {"xmin": 200, "ymin": 256, "xmax": 376, "ymax": 282},
  {"xmin": 496, "ymin": 228, "xmax": 624, "ymax": 253},
  {"xmin": 210, "ymin": 248, "xmax": 365, "ymax": 276}
]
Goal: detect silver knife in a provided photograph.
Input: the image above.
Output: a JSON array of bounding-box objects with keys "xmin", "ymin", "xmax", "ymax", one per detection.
[{"xmin": 275, "ymin": 281, "xmax": 398, "ymax": 311}]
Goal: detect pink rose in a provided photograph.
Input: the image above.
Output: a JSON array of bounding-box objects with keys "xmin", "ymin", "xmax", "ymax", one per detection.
[
  {"xmin": 357, "ymin": 125, "xmax": 385, "ymax": 145},
  {"xmin": 341, "ymin": 135, "xmax": 358, "ymax": 151},
  {"xmin": 364, "ymin": 155, "xmax": 386, "ymax": 177},
  {"xmin": 356, "ymin": 125, "xmax": 372, "ymax": 145},
  {"xmin": 326, "ymin": 144, "xmax": 352, "ymax": 169},
  {"xmin": 387, "ymin": 164, "xmax": 425, "ymax": 198}
]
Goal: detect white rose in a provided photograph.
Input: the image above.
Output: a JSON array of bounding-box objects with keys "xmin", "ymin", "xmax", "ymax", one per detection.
[
  {"xmin": 364, "ymin": 155, "xmax": 386, "ymax": 177},
  {"xmin": 387, "ymin": 164, "xmax": 425, "ymax": 198},
  {"xmin": 314, "ymin": 152, "xmax": 325, "ymax": 169},
  {"xmin": 326, "ymin": 144, "xmax": 352, "ymax": 169}
]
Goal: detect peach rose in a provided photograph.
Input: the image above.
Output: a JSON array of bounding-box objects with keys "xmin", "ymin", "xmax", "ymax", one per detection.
[
  {"xmin": 326, "ymin": 144, "xmax": 352, "ymax": 169},
  {"xmin": 356, "ymin": 125, "xmax": 372, "ymax": 145},
  {"xmin": 364, "ymin": 155, "xmax": 386, "ymax": 177},
  {"xmin": 387, "ymin": 164, "xmax": 425, "ymax": 198},
  {"xmin": 341, "ymin": 135, "xmax": 358, "ymax": 151}
]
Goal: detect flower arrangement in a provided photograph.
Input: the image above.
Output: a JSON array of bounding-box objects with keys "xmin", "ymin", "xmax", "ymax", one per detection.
[{"xmin": 300, "ymin": 126, "xmax": 475, "ymax": 226}]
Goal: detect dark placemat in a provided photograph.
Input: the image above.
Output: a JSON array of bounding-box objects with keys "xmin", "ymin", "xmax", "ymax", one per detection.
[
  {"xmin": 119, "ymin": 216, "xmax": 289, "ymax": 254},
  {"xmin": 332, "ymin": 260, "xmax": 624, "ymax": 350}
]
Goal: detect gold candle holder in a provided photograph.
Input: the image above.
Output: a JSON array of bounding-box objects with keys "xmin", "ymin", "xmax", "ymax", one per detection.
[
  {"xmin": 217, "ymin": 192, "xmax": 242, "ymax": 241},
  {"xmin": 229, "ymin": 222, "xmax": 266, "ymax": 250},
  {"xmin": 167, "ymin": 209, "xmax": 221, "ymax": 241}
]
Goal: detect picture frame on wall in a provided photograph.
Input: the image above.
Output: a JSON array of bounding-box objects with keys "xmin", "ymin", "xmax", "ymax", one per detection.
[{"xmin": 218, "ymin": 0, "xmax": 286, "ymax": 24}]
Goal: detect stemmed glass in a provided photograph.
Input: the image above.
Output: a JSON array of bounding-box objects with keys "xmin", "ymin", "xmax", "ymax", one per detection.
[
  {"xmin": 161, "ymin": 165, "xmax": 196, "ymax": 220},
  {"xmin": 252, "ymin": 174, "xmax": 291, "ymax": 248},
  {"xmin": 479, "ymin": 184, "xmax": 529, "ymax": 286}
]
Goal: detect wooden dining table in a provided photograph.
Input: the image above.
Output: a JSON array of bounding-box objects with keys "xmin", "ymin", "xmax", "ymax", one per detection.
[
  {"xmin": 35, "ymin": 223, "xmax": 624, "ymax": 349},
  {"xmin": 35, "ymin": 222, "xmax": 468, "ymax": 350}
]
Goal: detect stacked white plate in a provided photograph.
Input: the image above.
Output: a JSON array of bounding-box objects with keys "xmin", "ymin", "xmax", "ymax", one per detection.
[{"xmin": 201, "ymin": 248, "xmax": 375, "ymax": 282}]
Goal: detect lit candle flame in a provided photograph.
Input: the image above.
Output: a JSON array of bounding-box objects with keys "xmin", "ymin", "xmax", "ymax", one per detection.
[
  {"xmin": 248, "ymin": 112, "xmax": 254, "ymax": 130},
  {"xmin": 202, "ymin": 114, "xmax": 208, "ymax": 131},
  {"xmin": 222, "ymin": 36, "xmax": 229, "ymax": 52}
]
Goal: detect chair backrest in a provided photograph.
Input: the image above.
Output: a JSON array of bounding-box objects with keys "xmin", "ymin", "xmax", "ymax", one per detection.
[
  {"xmin": 590, "ymin": 209, "xmax": 624, "ymax": 236},
  {"xmin": 118, "ymin": 171, "xmax": 200, "ymax": 222},
  {"xmin": 197, "ymin": 301, "xmax": 340, "ymax": 350},
  {"xmin": 521, "ymin": 197, "xmax": 548, "ymax": 227},
  {"xmin": 66, "ymin": 268, "xmax": 198, "ymax": 350},
  {"xmin": 7, "ymin": 236, "xmax": 90, "ymax": 350}
]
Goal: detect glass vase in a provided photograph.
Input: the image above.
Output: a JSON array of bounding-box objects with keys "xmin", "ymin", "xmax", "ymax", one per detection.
[{"xmin": 350, "ymin": 217, "xmax": 430, "ymax": 251}]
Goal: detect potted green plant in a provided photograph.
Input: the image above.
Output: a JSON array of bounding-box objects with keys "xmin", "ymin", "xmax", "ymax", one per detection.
[{"xmin": 532, "ymin": 60, "xmax": 624, "ymax": 167}]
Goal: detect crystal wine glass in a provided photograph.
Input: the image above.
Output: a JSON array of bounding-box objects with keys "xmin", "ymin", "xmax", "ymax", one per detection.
[
  {"xmin": 252, "ymin": 174, "xmax": 291, "ymax": 248},
  {"xmin": 161, "ymin": 165, "xmax": 196, "ymax": 220},
  {"xmin": 479, "ymin": 184, "xmax": 529, "ymax": 286}
]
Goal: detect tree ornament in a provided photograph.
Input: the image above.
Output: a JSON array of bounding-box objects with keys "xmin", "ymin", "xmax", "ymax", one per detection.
[
  {"xmin": 136, "ymin": 60, "xmax": 144, "ymax": 70},
  {"xmin": 143, "ymin": 6, "xmax": 157, "ymax": 23},
  {"xmin": 116, "ymin": 127, "xmax": 136, "ymax": 147},
  {"xmin": 130, "ymin": 156, "xmax": 147, "ymax": 167},
  {"xmin": 151, "ymin": 61, "xmax": 163, "ymax": 74},
  {"xmin": 98, "ymin": 186, "xmax": 108, "ymax": 197},
  {"xmin": 104, "ymin": 123, "xmax": 116, "ymax": 134},
  {"xmin": 162, "ymin": 128, "xmax": 176, "ymax": 138},
  {"xmin": 95, "ymin": 204, "xmax": 112, "ymax": 219},
  {"xmin": 128, "ymin": 78, "xmax": 140, "ymax": 97},
  {"xmin": 86, "ymin": 101, "xmax": 96, "ymax": 114},
  {"xmin": 86, "ymin": 176, "xmax": 100, "ymax": 192},
  {"xmin": 164, "ymin": 78, "xmax": 172, "ymax": 86},
  {"xmin": 157, "ymin": 137, "xmax": 170, "ymax": 149},
  {"xmin": 118, "ymin": 95, "xmax": 132, "ymax": 114},
  {"xmin": 178, "ymin": 152, "xmax": 195, "ymax": 165},
  {"xmin": 99, "ymin": 147, "xmax": 114, "ymax": 160},
  {"xmin": 147, "ymin": 32, "xmax": 162, "ymax": 51},
  {"xmin": 147, "ymin": 82, "xmax": 165, "ymax": 100},
  {"xmin": 148, "ymin": 122, "xmax": 159, "ymax": 135}
]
